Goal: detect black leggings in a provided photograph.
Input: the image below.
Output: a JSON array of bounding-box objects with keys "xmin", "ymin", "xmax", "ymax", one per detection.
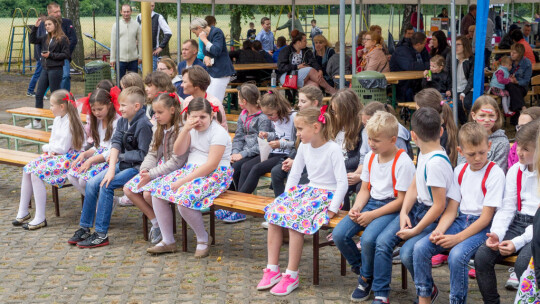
[
  {"xmin": 36, "ymin": 68, "xmax": 63, "ymax": 109},
  {"xmin": 230, "ymin": 155, "xmax": 257, "ymax": 191},
  {"xmin": 237, "ymin": 153, "xmax": 286, "ymax": 194}
]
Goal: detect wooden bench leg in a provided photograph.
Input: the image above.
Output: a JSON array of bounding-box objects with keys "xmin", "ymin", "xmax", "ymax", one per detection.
[
  {"xmin": 170, "ymin": 204, "xmax": 177, "ymax": 234},
  {"xmin": 142, "ymin": 214, "xmax": 149, "ymax": 241},
  {"xmin": 80, "ymin": 194, "xmax": 84, "ymax": 208},
  {"xmin": 341, "ymin": 254, "xmax": 346, "ymax": 276},
  {"xmin": 401, "ymin": 263, "xmax": 408, "ymax": 290},
  {"xmin": 313, "ymin": 230, "xmax": 320, "ymax": 285},
  {"xmin": 52, "ymin": 186, "xmax": 60, "ymax": 217},
  {"xmin": 210, "ymin": 206, "xmax": 215, "ymax": 245},
  {"xmin": 181, "ymin": 217, "xmax": 188, "ymax": 252}
]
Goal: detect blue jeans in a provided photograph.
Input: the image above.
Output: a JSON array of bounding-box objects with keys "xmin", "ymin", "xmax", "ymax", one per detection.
[
  {"xmin": 333, "ymin": 198, "xmax": 395, "ymax": 272},
  {"xmin": 61, "ymin": 59, "xmax": 71, "ymax": 91},
  {"xmin": 152, "ymin": 55, "xmax": 159, "ymax": 70},
  {"xmin": 80, "ymin": 163, "xmax": 138, "ymax": 234},
  {"xmin": 119, "ymin": 60, "xmax": 138, "ymax": 81},
  {"xmin": 28, "ymin": 59, "xmax": 43, "ymax": 94},
  {"xmin": 369, "ymin": 202, "xmax": 435, "ymax": 298},
  {"xmin": 413, "ymin": 213, "xmax": 488, "ymax": 304}
]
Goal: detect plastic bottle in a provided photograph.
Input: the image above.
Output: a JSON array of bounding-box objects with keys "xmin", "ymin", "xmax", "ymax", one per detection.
[{"xmin": 271, "ymin": 70, "xmax": 277, "ymax": 88}]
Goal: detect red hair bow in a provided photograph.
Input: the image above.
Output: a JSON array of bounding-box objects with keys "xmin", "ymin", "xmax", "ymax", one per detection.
[
  {"xmin": 63, "ymin": 93, "xmax": 77, "ymax": 108},
  {"xmin": 110, "ymin": 86, "xmax": 121, "ymax": 114},
  {"xmin": 181, "ymin": 107, "xmax": 188, "ymax": 114},
  {"xmin": 318, "ymin": 105, "xmax": 328, "ymax": 124},
  {"xmin": 211, "ymin": 104, "xmax": 220, "ymax": 113},
  {"xmin": 79, "ymin": 93, "xmax": 92, "ymax": 115}
]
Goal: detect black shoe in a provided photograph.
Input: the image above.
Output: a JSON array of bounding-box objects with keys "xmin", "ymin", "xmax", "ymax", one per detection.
[
  {"xmin": 12, "ymin": 214, "xmax": 31, "ymax": 226},
  {"xmin": 76, "ymin": 232, "xmax": 109, "ymax": 248},
  {"xmin": 22, "ymin": 219, "xmax": 47, "ymax": 230},
  {"xmin": 68, "ymin": 228, "xmax": 91, "ymax": 245}
]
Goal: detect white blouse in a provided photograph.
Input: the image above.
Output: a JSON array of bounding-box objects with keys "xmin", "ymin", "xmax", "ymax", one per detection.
[{"xmin": 42, "ymin": 114, "xmax": 74, "ymax": 154}]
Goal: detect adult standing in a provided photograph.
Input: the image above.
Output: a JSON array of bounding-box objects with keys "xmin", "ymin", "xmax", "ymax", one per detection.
[
  {"xmin": 411, "ymin": 6, "xmax": 424, "ymax": 32},
  {"xmin": 494, "ymin": 10, "xmax": 503, "ymax": 37},
  {"xmin": 446, "ymin": 36, "xmax": 474, "ymax": 125},
  {"xmin": 255, "ymin": 17, "xmax": 276, "ymax": 54},
  {"xmin": 460, "ymin": 5, "xmax": 477, "ymax": 37},
  {"xmin": 110, "ymin": 4, "xmax": 142, "ymax": 81},
  {"xmin": 429, "ymin": 30, "xmax": 450, "ymax": 60},
  {"xmin": 190, "ymin": 18, "xmax": 234, "ymax": 102},
  {"xmin": 26, "ymin": 14, "xmax": 47, "ymax": 97},
  {"xmin": 437, "ymin": 8, "xmax": 448, "ymax": 18},
  {"xmin": 389, "ymin": 32, "xmax": 430, "ymax": 101},
  {"xmin": 177, "ymin": 39, "xmax": 206, "ymax": 99},
  {"xmin": 507, "ymin": 43, "xmax": 533, "ymax": 125},
  {"xmin": 275, "ymin": 12, "xmax": 304, "ymax": 38},
  {"xmin": 359, "ymin": 31, "xmax": 390, "ymax": 73},
  {"xmin": 27, "ymin": 17, "xmax": 70, "ymax": 129},
  {"xmin": 472, "ymin": 17, "xmax": 495, "ymax": 68},
  {"xmin": 43, "ymin": 2, "xmax": 77, "ymax": 92},
  {"xmin": 136, "ymin": 2, "xmax": 172, "ymax": 71},
  {"xmin": 276, "ymin": 30, "xmax": 336, "ymax": 94}
]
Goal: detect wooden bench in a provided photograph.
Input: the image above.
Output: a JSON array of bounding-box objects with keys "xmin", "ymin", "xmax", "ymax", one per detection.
[
  {"xmin": 208, "ymin": 190, "xmax": 349, "ymax": 285},
  {"xmin": 7, "ymin": 107, "xmax": 87, "ymax": 129},
  {"xmin": 0, "ymin": 124, "xmax": 50, "ymax": 153},
  {"xmin": 0, "ymin": 147, "xmax": 65, "ymax": 217},
  {"xmin": 226, "ymin": 114, "xmax": 239, "ymax": 124}
]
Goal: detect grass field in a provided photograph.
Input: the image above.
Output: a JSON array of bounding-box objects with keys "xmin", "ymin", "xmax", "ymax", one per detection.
[{"xmin": 1, "ymin": 13, "xmax": 435, "ymax": 64}]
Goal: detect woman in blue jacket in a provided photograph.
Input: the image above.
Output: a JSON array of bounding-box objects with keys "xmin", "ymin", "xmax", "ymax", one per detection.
[{"xmin": 190, "ymin": 18, "xmax": 235, "ymax": 102}]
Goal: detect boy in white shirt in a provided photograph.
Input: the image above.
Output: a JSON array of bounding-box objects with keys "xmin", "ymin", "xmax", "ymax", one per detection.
[
  {"xmin": 333, "ymin": 111, "xmax": 415, "ymax": 303},
  {"xmin": 475, "ymin": 120, "xmax": 540, "ymax": 304},
  {"xmin": 413, "ymin": 122, "xmax": 505, "ymax": 304}
]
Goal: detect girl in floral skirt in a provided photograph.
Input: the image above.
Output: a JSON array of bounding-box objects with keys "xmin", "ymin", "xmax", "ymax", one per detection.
[
  {"xmin": 123, "ymin": 92, "xmax": 188, "ymax": 244},
  {"xmin": 257, "ymin": 107, "xmax": 348, "ymax": 296},
  {"xmin": 68, "ymin": 88, "xmax": 121, "ymax": 195},
  {"xmin": 13, "ymin": 90, "xmax": 85, "ymax": 230},
  {"xmin": 147, "ymin": 97, "xmax": 232, "ymax": 257}
]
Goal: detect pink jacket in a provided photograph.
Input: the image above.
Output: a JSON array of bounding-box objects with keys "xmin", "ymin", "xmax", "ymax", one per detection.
[
  {"xmin": 363, "ymin": 46, "xmax": 390, "ymax": 73},
  {"xmin": 507, "ymin": 142, "xmax": 519, "ymax": 170}
]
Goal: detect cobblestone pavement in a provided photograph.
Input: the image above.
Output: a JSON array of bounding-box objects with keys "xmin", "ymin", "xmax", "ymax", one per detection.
[{"xmin": 0, "ymin": 75, "xmax": 518, "ymax": 303}]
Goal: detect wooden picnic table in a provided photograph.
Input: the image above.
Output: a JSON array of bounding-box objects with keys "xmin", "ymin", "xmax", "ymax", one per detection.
[
  {"xmin": 233, "ymin": 63, "xmax": 277, "ymax": 71},
  {"xmin": 7, "ymin": 107, "xmax": 87, "ymax": 130},
  {"xmin": 337, "ymin": 71, "xmax": 424, "ymax": 84},
  {"xmin": 492, "ymin": 48, "xmax": 540, "ymax": 55}
]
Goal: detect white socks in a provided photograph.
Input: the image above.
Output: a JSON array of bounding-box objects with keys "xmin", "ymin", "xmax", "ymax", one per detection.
[
  {"xmin": 17, "ymin": 172, "xmax": 33, "ymax": 219},
  {"xmin": 150, "ymin": 217, "xmax": 159, "ymax": 228},
  {"xmin": 152, "ymin": 197, "xmax": 175, "ymax": 245},
  {"xmin": 29, "ymin": 174, "xmax": 47, "ymax": 225},
  {"xmin": 285, "ymin": 269, "xmax": 298, "ymax": 279},
  {"xmin": 67, "ymin": 175, "xmax": 86, "ymax": 195},
  {"xmin": 178, "ymin": 205, "xmax": 208, "ymax": 250},
  {"xmin": 266, "ymin": 264, "xmax": 279, "ymax": 272},
  {"xmin": 502, "ymin": 96, "xmax": 511, "ymax": 114}
]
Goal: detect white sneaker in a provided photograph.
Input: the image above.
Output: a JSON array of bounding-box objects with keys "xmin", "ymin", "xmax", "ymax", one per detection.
[
  {"xmin": 118, "ymin": 195, "xmax": 134, "ymax": 206},
  {"xmin": 43, "ymin": 95, "xmax": 48, "ymax": 100},
  {"xmin": 261, "ymin": 221, "xmax": 269, "ymax": 229},
  {"xmin": 24, "ymin": 120, "xmax": 42, "ymax": 129},
  {"xmin": 505, "ymin": 269, "xmax": 519, "ymax": 290}
]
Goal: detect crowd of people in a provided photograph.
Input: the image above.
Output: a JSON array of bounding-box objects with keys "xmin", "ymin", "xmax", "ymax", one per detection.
[{"xmin": 10, "ymin": 1, "xmax": 540, "ymax": 303}]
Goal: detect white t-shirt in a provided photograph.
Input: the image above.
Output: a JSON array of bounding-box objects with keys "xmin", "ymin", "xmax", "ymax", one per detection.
[
  {"xmin": 43, "ymin": 114, "xmax": 74, "ymax": 154},
  {"xmin": 454, "ymin": 162, "xmax": 505, "ymax": 216},
  {"xmin": 271, "ymin": 112, "xmax": 296, "ymax": 154},
  {"xmin": 416, "ymin": 150, "xmax": 460, "ymax": 206},
  {"xmin": 286, "ymin": 141, "xmax": 348, "ymax": 213},
  {"xmin": 360, "ymin": 150, "xmax": 416, "ymax": 200},
  {"xmin": 187, "ymin": 120, "xmax": 232, "ymax": 167}
]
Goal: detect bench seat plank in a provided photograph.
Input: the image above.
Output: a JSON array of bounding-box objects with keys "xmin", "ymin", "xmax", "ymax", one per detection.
[
  {"xmin": 0, "ymin": 148, "xmax": 39, "ymax": 166},
  {"xmin": 0, "ymin": 124, "xmax": 50, "ymax": 142},
  {"xmin": 7, "ymin": 107, "xmax": 87, "ymax": 123}
]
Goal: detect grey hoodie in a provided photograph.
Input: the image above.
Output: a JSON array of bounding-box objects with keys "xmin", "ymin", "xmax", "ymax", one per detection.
[
  {"xmin": 458, "ymin": 128, "xmax": 510, "ymax": 173},
  {"xmin": 231, "ymin": 110, "xmax": 274, "ymax": 158}
]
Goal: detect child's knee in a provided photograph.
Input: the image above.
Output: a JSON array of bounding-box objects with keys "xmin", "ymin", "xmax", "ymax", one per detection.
[
  {"xmin": 123, "ymin": 186, "xmax": 132, "ymax": 196},
  {"xmin": 143, "ymin": 191, "xmax": 152, "ymax": 202}
]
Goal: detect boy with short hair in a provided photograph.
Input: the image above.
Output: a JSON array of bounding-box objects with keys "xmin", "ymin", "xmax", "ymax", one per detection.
[
  {"xmin": 247, "ymin": 22, "xmax": 256, "ymax": 40},
  {"xmin": 309, "ymin": 19, "xmax": 323, "ymax": 48},
  {"xmin": 68, "ymin": 86, "xmax": 153, "ymax": 248},
  {"xmin": 333, "ymin": 111, "xmax": 416, "ymax": 303},
  {"xmin": 413, "ymin": 122, "xmax": 505, "ymax": 304},
  {"xmin": 353, "ymin": 107, "xmax": 459, "ymax": 304}
]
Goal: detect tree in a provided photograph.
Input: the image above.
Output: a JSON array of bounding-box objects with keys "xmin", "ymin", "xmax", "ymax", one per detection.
[
  {"xmin": 63, "ymin": 0, "xmax": 84, "ymax": 68},
  {"xmin": 400, "ymin": 5, "xmax": 414, "ymax": 39}
]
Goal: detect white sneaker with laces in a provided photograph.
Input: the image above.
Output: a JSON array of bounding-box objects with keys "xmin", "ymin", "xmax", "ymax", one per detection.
[
  {"xmin": 24, "ymin": 120, "xmax": 42, "ymax": 129},
  {"xmin": 505, "ymin": 268, "xmax": 519, "ymax": 290}
]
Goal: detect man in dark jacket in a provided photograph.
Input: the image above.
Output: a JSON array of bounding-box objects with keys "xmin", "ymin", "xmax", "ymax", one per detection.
[
  {"xmin": 390, "ymin": 32, "xmax": 430, "ymax": 101},
  {"xmin": 460, "ymin": 5, "xmax": 476, "ymax": 36},
  {"xmin": 42, "ymin": 2, "xmax": 77, "ymax": 92}
]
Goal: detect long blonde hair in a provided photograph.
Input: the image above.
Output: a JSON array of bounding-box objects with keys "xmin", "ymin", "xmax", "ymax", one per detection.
[
  {"xmin": 50, "ymin": 90, "xmax": 85, "ymax": 151},
  {"xmin": 328, "ymin": 89, "xmax": 363, "ymax": 151}
]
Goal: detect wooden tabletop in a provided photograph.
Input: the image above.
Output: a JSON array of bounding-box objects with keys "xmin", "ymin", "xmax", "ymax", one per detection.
[
  {"xmin": 493, "ymin": 48, "xmax": 540, "ymax": 55},
  {"xmin": 534, "ymin": 63, "xmax": 540, "ymax": 71},
  {"xmin": 338, "ymin": 71, "xmax": 424, "ymax": 84},
  {"xmin": 7, "ymin": 107, "xmax": 87, "ymax": 123},
  {"xmin": 233, "ymin": 63, "xmax": 277, "ymax": 71}
]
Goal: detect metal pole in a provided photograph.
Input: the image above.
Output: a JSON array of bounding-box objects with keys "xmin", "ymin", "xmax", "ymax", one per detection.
[
  {"xmin": 177, "ymin": 0, "xmax": 181, "ymax": 63},
  {"xmin": 451, "ymin": 0, "xmax": 458, "ymax": 125},
  {"xmin": 511, "ymin": 0, "xmax": 514, "ymax": 26},
  {"xmin": 141, "ymin": 2, "xmax": 153, "ymax": 77},
  {"xmin": 115, "ymin": 0, "xmax": 120, "ymax": 85},
  {"xmin": 417, "ymin": 0, "xmax": 421, "ymax": 32},
  {"xmin": 211, "ymin": 0, "xmax": 215, "ymax": 16},
  {"xmin": 339, "ymin": 0, "xmax": 345, "ymax": 89},
  {"xmin": 358, "ymin": 1, "xmax": 363, "ymax": 33},
  {"xmin": 292, "ymin": 0, "xmax": 296, "ymax": 33},
  {"xmin": 352, "ymin": 0, "xmax": 356, "ymax": 75},
  {"xmin": 458, "ymin": 5, "xmax": 462, "ymax": 36}
]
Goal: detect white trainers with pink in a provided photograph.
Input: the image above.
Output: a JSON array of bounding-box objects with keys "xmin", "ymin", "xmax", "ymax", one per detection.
[
  {"xmin": 257, "ymin": 268, "xmax": 282, "ymax": 290},
  {"xmin": 269, "ymin": 274, "xmax": 299, "ymax": 296}
]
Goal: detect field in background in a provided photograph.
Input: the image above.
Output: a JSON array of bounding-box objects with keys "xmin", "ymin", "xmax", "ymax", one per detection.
[{"xmin": 1, "ymin": 13, "xmax": 437, "ymax": 65}]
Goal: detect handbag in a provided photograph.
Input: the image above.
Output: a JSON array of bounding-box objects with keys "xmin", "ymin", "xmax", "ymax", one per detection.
[{"xmin": 282, "ymin": 70, "xmax": 298, "ymax": 89}]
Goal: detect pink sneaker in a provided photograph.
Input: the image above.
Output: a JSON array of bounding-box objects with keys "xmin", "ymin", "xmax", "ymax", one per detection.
[
  {"xmin": 431, "ymin": 254, "xmax": 448, "ymax": 267},
  {"xmin": 257, "ymin": 268, "xmax": 282, "ymax": 290},
  {"xmin": 269, "ymin": 274, "xmax": 299, "ymax": 296},
  {"xmin": 468, "ymin": 268, "xmax": 476, "ymax": 279}
]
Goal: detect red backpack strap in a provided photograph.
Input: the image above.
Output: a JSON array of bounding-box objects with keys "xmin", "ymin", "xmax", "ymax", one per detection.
[
  {"xmin": 517, "ymin": 167, "xmax": 523, "ymax": 212},
  {"xmin": 458, "ymin": 163, "xmax": 469, "ymax": 186},
  {"xmin": 367, "ymin": 153, "xmax": 376, "ymax": 192},
  {"xmin": 391, "ymin": 149, "xmax": 405, "ymax": 197},
  {"xmin": 481, "ymin": 162, "xmax": 496, "ymax": 196}
]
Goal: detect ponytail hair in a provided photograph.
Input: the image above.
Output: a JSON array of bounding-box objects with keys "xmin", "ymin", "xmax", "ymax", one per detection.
[
  {"xmin": 50, "ymin": 90, "xmax": 85, "ymax": 151},
  {"xmin": 296, "ymin": 107, "xmax": 331, "ymax": 142},
  {"xmin": 259, "ymin": 90, "xmax": 292, "ymax": 122},
  {"xmin": 238, "ymin": 83, "xmax": 261, "ymax": 106},
  {"xmin": 184, "ymin": 97, "xmax": 223, "ymax": 125},
  {"xmin": 414, "ymin": 88, "xmax": 458, "ymax": 166},
  {"xmin": 152, "ymin": 92, "xmax": 183, "ymax": 152},
  {"xmin": 88, "ymin": 88, "xmax": 117, "ymax": 147}
]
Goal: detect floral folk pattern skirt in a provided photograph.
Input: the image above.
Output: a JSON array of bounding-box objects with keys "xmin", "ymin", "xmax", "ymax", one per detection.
[
  {"xmin": 486, "ymin": 86, "xmax": 509, "ymax": 97},
  {"xmin": 151, "ymin": 163, "xmax": 233, "ymax": 210},
  {"xmin": 68, "ymin": 147, "xmax": 109, "ymax": 181},
  {"xmin": 264, "ymin": 185, "xmax": 337, "ymax": 235},
  {"xmin": 23, "ymin": 149, "xmax": 80, "ymax": 188},
  {"xmin": 514, "ymin": 258, "xmax": 540, "ymax": 304},
  {"xmin": 124, "ymin": 158, "xmax": 165, "ymax": 193}
]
